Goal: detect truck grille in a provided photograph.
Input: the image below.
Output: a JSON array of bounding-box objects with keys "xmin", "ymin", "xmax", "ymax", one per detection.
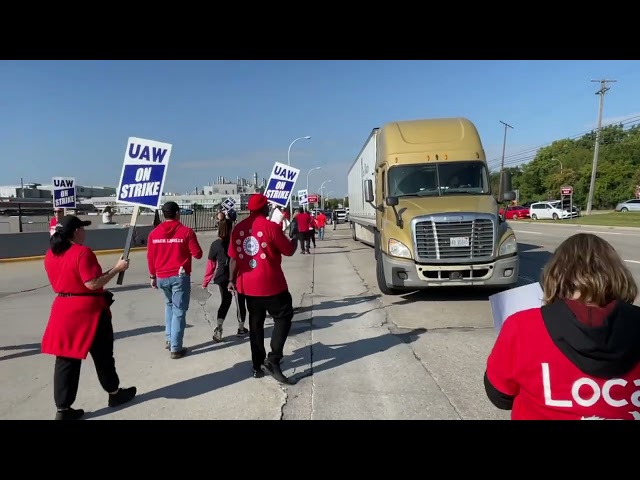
[{"xmin": 414, "ymin": 218, "xmax": 494, "ymax": 260}]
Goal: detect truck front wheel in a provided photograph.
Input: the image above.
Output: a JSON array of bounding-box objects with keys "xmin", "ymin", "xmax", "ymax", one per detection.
[{"xmin": 375, "ymin": 232, "xmax": 403, "ymax": 296}]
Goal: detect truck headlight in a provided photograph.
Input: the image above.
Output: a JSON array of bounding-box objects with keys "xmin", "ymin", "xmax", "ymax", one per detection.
[
  {"xmin": 388, "ymin": 238, "xmax": 412, "ymax": 259},
  {"xmin": 499, "ymin": 234, "xmax": 518, "ymax": 257}
]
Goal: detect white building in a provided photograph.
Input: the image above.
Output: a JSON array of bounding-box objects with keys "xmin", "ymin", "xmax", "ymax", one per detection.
[{"xmin": 0, "ymin": 183, "xmax": 116, "ymax": 200}]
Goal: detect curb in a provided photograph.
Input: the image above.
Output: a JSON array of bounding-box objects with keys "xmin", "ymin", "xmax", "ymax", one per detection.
[
  {"xmin": 513, "ymin": 221, "xmax": 640, "ymax": 232},
  {"xmin": 0, "ymin": 246, "xmax": 148, "ymax": 264}
]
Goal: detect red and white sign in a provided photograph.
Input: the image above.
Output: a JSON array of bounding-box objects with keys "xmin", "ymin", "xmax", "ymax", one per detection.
[
  {"xmin": 560, "ymin": 186, "xmax": 573, "ymax": 196},
  {"xmin": 308, "ymin": 194, "xmax": 318, "ymax": 203}
]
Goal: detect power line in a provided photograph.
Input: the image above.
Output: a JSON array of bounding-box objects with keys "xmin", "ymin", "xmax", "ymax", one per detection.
[
  {"xmin": 586, "ymin": 79, "xmax": 616, "ymax": 215},
  {"xmin": 487, "ymin": 112, "xmax": 640, "ymax": 171}
]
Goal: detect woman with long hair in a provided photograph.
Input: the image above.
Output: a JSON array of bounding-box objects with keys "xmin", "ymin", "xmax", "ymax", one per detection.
[
  {"xmin": 202, "ymin": 218, "xmax": 248, "ymax": 341},
  {"xmin": 41, "ymin": 215, "xmax": 137, "ymax": 420},
  {"xmin": 485, "ymin": 233, "xmax": 640, "ymax": 420}
]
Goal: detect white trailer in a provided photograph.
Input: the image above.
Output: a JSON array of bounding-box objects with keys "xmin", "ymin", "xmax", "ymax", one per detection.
[{"xmin": 347, "ymin": 128, "xmax": 379, "ymax": 246}]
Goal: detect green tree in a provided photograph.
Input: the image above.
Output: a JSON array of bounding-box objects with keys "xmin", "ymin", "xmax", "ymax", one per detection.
[{"xmin": 503, "ymin": 124, "xmax": 640, "ymax": 209}]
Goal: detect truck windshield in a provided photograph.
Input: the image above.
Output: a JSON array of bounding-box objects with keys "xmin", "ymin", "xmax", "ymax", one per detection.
[{"xmin": 387, "ymin": 161, "xmax": 490, "ymax": 197}]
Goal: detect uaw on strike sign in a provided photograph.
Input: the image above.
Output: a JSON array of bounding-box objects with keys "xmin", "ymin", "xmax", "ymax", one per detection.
[
  {"xmin": 116, "ymin": 137, "xmax": 173, "ymax": 209},
  {"xmin": 52, "ymin": 177, "xmax": 76, "ymax": 209},
  {"xmin": 264, "ymin": 162, "xmax": 300, "ymax": 208}
]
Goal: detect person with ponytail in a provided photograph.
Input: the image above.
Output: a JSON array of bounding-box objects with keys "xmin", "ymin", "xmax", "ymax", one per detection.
[{"xmin": 41, "ymin": 215, "xmax": 137, "ymax": 420}]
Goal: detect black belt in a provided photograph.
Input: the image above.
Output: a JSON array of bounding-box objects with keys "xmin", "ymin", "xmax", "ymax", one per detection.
[{"xmin": 57, "ymin": 292, "xmax": 104, "ymax": 297}]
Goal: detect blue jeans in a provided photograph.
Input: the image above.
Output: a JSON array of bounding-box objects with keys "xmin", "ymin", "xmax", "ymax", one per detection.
[
  {"xmin": 157, "ymin": 275, "xmax": 191, "ymax": 352},
  {"xmin": 318, "ymin": 227, "xmax": 325, "ymax": 240}
]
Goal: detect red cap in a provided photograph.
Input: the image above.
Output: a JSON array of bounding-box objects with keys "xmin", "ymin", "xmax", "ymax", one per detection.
[{"xmin": 247, "ymin": 193, "xmax": 268, "ymax": 211}]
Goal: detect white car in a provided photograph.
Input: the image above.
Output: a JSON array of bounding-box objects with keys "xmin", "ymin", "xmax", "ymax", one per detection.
[
  {"xmin": 529, "ymin": 200, "xmax": 579, "ymax": 220},
  {"xmin": 614, "ymin": 198, "xmax": 640, "ymax": 212}
]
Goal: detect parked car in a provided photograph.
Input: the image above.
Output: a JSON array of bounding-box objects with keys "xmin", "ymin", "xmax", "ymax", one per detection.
[
  {"xmin": 499, "ymin": 205, "xmax": 530, "ymax": 220},
  {"xmin": 334, "ymin": 208, "xmax": 347, "ymax": 224},
  {"xmin": 614, "ymin": 198, "xmax": 640, "ymax": 212},
  {"xmin": 529, "ymin": 200, "xmax": 579, "ymax": 220}
]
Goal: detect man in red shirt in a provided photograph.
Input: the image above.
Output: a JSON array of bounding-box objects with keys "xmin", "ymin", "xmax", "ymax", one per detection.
[
  {"xmin": 227, "ymin": 193, "xmax": 298, "ymax": 383},
  {"xmin": 294, "ymin": 206, "xmax": 311, "ymax": 254},
  {"xmin": 49, "ymin": 208, "xmax": 64, "ymax": 236},
  {"xmin": 147, "ymin": 201, "xmax": 203, "ymax": 359},
  {"xmin": 315, "ymin": 211, "xmax": 327, "ymax": 240}
]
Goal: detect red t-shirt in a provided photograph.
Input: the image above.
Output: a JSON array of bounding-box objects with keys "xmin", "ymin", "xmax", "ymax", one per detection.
[
  {"xmin": 49, "ymin": 217, "xmax": 57, "ymax": 235},
  {"xmin": 228, "ymin": 213, "xmax": 296, "ymax": 296},
  {"xmin": 147, "ymin": 220, "xmax": 203, "ymax": 278},
  {"xmin": 296, "ymin": 212, "xmax": 311, "ymax": 232},
  {"xmin": 486, "ymin": 308, "xmax": 640, "ymax": 420},
  {"xmin": 41, "ymin": 244, "xmax": 108, "ymax": 359},
  {"xmin": 315, "ymin": 213, "xmax": 327, "ymax": 228}
]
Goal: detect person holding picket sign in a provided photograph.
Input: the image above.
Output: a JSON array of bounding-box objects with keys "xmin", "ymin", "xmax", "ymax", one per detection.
[
  {"xmin": 227, "ymin": 193, "xmax": 298, "ymax": 383},
  {"xmin": 202, "ymin": 219, "xmax": 248, "ymax": 341},
  {"xmin": 41, "ymin": 215, "xmax": 137, "ymax": 420}
]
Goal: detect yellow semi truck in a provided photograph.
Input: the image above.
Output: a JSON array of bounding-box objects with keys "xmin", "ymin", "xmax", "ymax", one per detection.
[{"xmin": 347, "ymin": 117, "xmax": 519, "ymax": 295}]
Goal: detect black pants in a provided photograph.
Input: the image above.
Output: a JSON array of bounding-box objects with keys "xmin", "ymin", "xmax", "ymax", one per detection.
[
  {"xmin": 310, "ymin": 230, "xmax": 316, "ymax": 247},
  {"xmin": 246, "ymin": 290, "xmax": 294, "ymax": 370},
  {"xmin": 53, "ymin": 310, "xmax": 120, "ymax": 409},
  {"xmin": 299, "ymin": 232, "xmax": 311, "ymax": 251},
  {"xmin": 217, "ymin": 280, "xmax": 247, "ymax": 321}
]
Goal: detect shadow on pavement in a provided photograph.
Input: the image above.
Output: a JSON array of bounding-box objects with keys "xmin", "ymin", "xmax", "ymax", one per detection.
[
  {"xmin": 84, "ymin": 327, "xmax": 426, "ymax": 419},
  {"xmin": 517, "ymin": 242, "xmax": 553, "ymax": 283},
  {"xmin": 295, "ymin": 295, "xmax": 380, "ymax": 314},
  {"xmin": 0, "ymin": 324, "xmax": 191, "ymax": 362},
  {"xmin": 109, "ymin": 284, "xmax": 152, "ymax": 293}
]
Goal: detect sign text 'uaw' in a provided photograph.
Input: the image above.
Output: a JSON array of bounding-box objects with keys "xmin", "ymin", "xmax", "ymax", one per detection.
[
  {"xmin": 116, "ymin": 137, "xmax": 173, "ymax": 210},
  {"xmin": 264, "ymin": 162, "xmax": 300, "ymax": 208},
  {"xmin": 52, "ymin": 177, "xmax": 76, "ymax": 209}
]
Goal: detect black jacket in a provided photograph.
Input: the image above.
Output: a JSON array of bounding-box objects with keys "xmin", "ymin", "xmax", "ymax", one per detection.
[{"xmin": 208, "ymin": 238, "xmax": 230, "ymax": 284}]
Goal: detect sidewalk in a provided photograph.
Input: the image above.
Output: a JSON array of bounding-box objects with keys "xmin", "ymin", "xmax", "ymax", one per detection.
[{"xmin": 0, "ymin": 227, "xmax": 460, "ymax": 420}]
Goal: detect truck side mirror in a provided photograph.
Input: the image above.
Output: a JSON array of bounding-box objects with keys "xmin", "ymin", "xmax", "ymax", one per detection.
[
  {"xmin": 364, "ymin": 179, "xmax": 374, "ymax": 203},
  {"xmin": 503, "ymin": 191, "xmax": 516, "ymax": 202},
  {"xmin": 385, "ymin": 196, "xmax": 399, "ymax": 207},
  {"xmin": 501, "ymin": 170, "xmax": 513, "ymax": 198}
]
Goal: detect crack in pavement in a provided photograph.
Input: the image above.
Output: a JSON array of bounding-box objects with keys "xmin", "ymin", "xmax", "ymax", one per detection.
[
  {"xmin": 340, "ymin": 236, "xmax": 464, "ymax": 420},
  {"xmin": 0, "ymin": 284, "xmax": 49, "ymax": 301}
]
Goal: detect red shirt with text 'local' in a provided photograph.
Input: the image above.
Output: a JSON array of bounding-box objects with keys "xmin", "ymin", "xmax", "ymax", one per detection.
[
  {"xmin": 486, "ymin": 305, "xmax": 640, "ymax": 420},
  {"xmin": 147, "ymin": 220, "xmax": 203, "ymax": 279},
  {"xmin": 228, "ymin": 214, "xmax": 295, "ymax": 297}
]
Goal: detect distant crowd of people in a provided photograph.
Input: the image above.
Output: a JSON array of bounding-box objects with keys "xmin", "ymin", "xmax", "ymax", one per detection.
[{"xmin": 39, "ymin": 193, "xmax": 640, "ymax": 421}]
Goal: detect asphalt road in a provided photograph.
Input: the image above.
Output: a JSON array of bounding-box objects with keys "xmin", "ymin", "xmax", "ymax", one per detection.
[{"xmin": 1, "ymin": 221, "xmax": 637, "ymax": 420}]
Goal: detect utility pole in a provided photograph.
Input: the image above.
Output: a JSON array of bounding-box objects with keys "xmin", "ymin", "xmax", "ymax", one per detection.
[
  {"xmin": 498, "ymin": 121, "xmax": 514, "ymax": 201},
  {"xmin": 586, "ymin": 79, "xmax": 616, "ymax": 215}
]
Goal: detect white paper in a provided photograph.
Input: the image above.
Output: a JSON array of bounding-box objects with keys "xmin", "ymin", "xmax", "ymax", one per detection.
[
  {"xmin": 270, "ymin": 208, "xmax": 284, "ymax": 224},
  {"xmin": 489, "ymin": 282, "xmax": 544, "ymax": 332}
]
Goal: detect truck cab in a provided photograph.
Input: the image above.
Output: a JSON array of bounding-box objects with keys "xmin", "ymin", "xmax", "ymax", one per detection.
[{"xmin": 351, "ymin": 117, "xmax": 519, "ymax": 295}]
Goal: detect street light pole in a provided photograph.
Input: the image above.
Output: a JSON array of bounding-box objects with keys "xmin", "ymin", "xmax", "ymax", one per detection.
[
  {"xmin": 319, "ymin": 180, "xmax": 331, "ymax": 210},
  {"xmin": 287, "ymin": 135, "xmax": 311, "ymax": 216}
]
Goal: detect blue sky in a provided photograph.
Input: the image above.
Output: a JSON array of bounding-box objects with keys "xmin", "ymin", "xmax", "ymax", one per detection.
[{"xmin": 1, "ymin": 60, "xmax": 640, "ymax": 198}]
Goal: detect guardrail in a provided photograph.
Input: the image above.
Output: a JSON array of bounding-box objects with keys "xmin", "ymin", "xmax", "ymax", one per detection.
[
  {"xmin": 0, "ymin": 225, "xmax": 155, "ymax": 261},
  {"xmin": 177, "ymin": 207, "xmax": 249, "ymax": 232}
]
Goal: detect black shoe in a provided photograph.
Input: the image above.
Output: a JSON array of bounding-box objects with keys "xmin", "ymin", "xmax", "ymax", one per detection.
[
  {"xmin": 108, "ymin": 387, "xmax": 137, "ymax": 408},
  {"xmin": 165, "ymin": 341, "xmax": 170, "ymax": 350},
  {"xmin": 237, "ymin": 327, "xmax": 248, "ymax": 336},
  {"xmin": 253, "ymin": 368, "xmax": 265, "ymax": 378},
  {"xmin": 261, "ymin": 361, "xmax": 290, "ymax": 385},
  {"xmin": 171, "ymin": 348, "xmax": 187, "ymax": 359},
  {"xmin": 55, "ymin": 407, "xmax": 85, "ymax": 420}
]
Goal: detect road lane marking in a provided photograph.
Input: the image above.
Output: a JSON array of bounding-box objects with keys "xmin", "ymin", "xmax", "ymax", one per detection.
[
  {"xmin": 512, "ymin": 230, "xmax": 544, "ymax": 235},
  {"xmin": 577, "ymin": 229, "xmax": 623, "ymax": 235}
]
